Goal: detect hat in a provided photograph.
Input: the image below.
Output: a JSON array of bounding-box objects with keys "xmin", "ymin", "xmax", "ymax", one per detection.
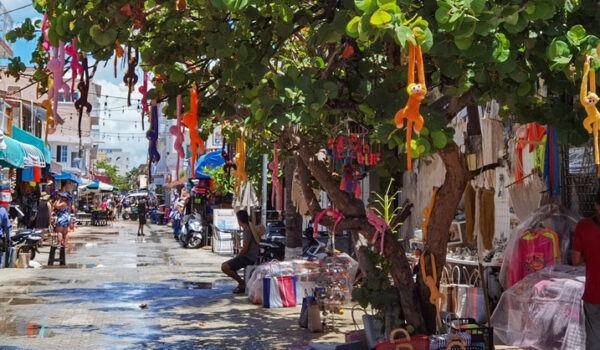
[{"xmin": 40, "ymin": 192, "xmax": 50, "ymax": 200}]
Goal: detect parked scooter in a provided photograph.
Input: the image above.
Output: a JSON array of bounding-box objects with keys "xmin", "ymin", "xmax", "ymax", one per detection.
[
  {"xmin": 180, "ymin": 212, "xmax": 204, "ymax": 249},
  {"xmin": 122, "ymin": 206, "xmax": 138, "ymax": 221},
  {"xmin": 10, "ymin": 229, "xmax": 42, "ymax": 260},
  {"xmin": 302, "ymin": 223, "xmax": 328, "ymax": 259}
]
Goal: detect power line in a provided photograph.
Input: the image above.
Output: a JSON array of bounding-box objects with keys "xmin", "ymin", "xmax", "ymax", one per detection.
[{"xmin": 3, "ymin": 4, "xmax": 32, "ymax": 15}]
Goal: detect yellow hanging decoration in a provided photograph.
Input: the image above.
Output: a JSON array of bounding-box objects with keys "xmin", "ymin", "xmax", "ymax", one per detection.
[
  {"xmin": 233, "ymin": 128, "xmax": 247, "ymax": 197},
  {"xmin": 581, "ymin": 49, "xmax": 600, "ymax": 177},
  {"xmin": 421, "ymin": 187, "xmax": 438, "ymax": 240},
  {"xmin": 420, "ymin": 254, "xmax": 444, "ymax": 331},
  {"xmin": 43, "ymin": 77, "xmax": 55, "ymax": 145}
]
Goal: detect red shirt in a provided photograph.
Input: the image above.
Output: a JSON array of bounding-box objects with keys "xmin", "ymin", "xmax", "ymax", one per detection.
[{"xmin": 573, "ymin": 217, "xmax": 600, "ymax": 304}]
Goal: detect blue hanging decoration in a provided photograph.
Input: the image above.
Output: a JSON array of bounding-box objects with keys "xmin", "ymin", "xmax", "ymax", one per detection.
[
  {"xmin": 147, "ymin": 102, "xmax": 161, "ymax": 182},
  {"xmin": 543, "ymin": 125, "xmax": 560, "ymax": 196}
]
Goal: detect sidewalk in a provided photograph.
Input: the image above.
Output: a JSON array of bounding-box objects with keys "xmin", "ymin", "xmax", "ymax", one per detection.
[{"xmin": 0, "ymin": 220, "xmax": 354, "ymax": 349}]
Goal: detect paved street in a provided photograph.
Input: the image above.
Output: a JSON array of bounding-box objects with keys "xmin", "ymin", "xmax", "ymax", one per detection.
[{"xmin": 0, "ymin": 220, "xmax": 352, "ymax": 349}]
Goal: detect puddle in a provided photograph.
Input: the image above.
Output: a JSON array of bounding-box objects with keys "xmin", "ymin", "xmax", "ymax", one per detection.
[
  {"xmin": 14, "ymin": 281, "xmax": 45, "ymax": 286},
  {"xmin": 9, "ymin": 298, "xmax": 44, "ymax": 305},
  {"xmin": 41, "ymin": 263, "xmax": 102, "ymax": 269},
  {"xmin": 0, "ymin": 319, "xmax": 56, "ymax": 338},
  {"xmin": 57, "ymin": 279, "xmax": 89, "ymax": 285},
  {"xmin": 136, "ymin": 263, "xmax": 150, "ymax": 267},
  {"xmin": 176, "ymin": 281, "xmax": 212, "ymax": 290}
]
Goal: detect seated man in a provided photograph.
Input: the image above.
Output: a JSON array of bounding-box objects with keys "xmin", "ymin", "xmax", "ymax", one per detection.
[{"xmin": 221, "ymin": 210, "xmax": 259, "ymax": 294}]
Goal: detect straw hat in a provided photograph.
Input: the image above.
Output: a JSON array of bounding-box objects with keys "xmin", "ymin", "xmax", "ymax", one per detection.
[{"xmin": 40, "ymin": 192, "xmax": 50, "ymax": 201}]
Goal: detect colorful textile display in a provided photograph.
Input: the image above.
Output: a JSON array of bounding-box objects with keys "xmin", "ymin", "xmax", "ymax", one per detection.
[
  {"xmin": 580, "ymin": 58, "xmax": 600, "ymax": 173},
  {"xmin": 65, "ymin": 38, "xmax": 82, "ymax": 99},
  {"xmin": 48, "ymin": 41, "xmax": 69, "ymax": 124},
  {"xmin": 233, "ymin": 129, "xmax": 247, "ymax": 197},
  {"xmin": 543, "ymin": 125, "xmax": 560, "ymax": 196},
  {"xmin": 169, "ymin": 95, "xmax": 185, "ymax": 176},
  {"xmin": 269, "ymin": 143, "xmax": 282, "ymax": 211},
  {"xmin": 394, "ymin": 42, "xmax": 426, "ymax": 172},
  {"xmin": 182, "ymin": 87, "xmax": 204, "ymax": 178},
  {"xmin": 367, "ymin": 209, "xmax": 389, "ymax": 254},
  {"xmin": 313, "ymin": 207, "xmax": 342, "ymax": 237},
  {"xmin": 508, "ymin": 228, "xmax": 560, "ymax": 287},
  {"xmin": 515, "ymin": 123, "xmax": 545, "ymax": 183},
  {"xmin": 147, "ymin": 103, "xmax": 160, "ymax": 181}
]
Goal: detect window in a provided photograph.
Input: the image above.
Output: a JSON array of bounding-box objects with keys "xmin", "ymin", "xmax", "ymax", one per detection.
[
  {"xmin": 58, "ymin": 92, "xmax": 80, "ymax": 103},
  {"xmin": 56, "ymin": 145, "xmax": 68, "ymax": 163},
  {"xmin": 71, "ymin": 152, "xmax": 80, "ymax": 168}
]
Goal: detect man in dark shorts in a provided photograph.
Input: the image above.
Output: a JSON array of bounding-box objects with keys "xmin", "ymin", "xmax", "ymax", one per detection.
[
  {"xmin": 137, "ymin": 198, "xmax": 147, "ymax": 237},
  {"xmin": 221, "ymin": 210, "xmax": 259, "ymax": 294},
  {"xmin": 572, "ymin": 190, "xmax": 600, "ymax": 348}
]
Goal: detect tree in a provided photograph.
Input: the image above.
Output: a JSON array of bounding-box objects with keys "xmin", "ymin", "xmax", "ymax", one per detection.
[
  {"xmin": 95, "ymin": 160, "xmax": 129, "ymax": 192},
  {"xmin": 8, "ymin": 0, "xmax": 599, "ymax": 333}
]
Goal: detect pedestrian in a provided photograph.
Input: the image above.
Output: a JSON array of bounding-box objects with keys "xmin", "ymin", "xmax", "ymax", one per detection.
[
  {"xmin": 0, "ymin": 198, "xmax": 10, "ymax": 267},
  {"xmin": 53, "ymin": 192, "xmax": 71, "ymax": 247},
  {"xmin": 35, "ymin": 192, "xmax": 52, "ymax": 246},
  {"xmin": 220, "ymin": 210, "xmax": 259, "ymax": 294},
  {"xmin": 100, "ymin": 198, "xmax": 107, "ymax": 211},
  {"xmin": 171, "ymin": 202, "xmax": 183, "ymax": 241},
  {"xmin": 572, "ymin": 189, "xmax": 600, "ymax": 349},
  {"xmin": 137, "ymin": 197, "xmax": 147, "ymax": 236}
]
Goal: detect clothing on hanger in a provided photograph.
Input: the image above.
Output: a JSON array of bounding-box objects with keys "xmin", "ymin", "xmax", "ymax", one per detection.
[
  {"xmin": 479, "ymin": 187, "xmax": 495, "ymax": 250},
  {"xmin": 508, "ymin": 227, "xmax": 560, "ymax": 287}
]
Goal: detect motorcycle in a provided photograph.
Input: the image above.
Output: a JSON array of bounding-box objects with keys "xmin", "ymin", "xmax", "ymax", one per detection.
[
  {"xmin": 2, "ymin": 229, "xmax": 42, "ymax": 262},
  {"xmin": 180, "ymin": 212, "xmax": 204, "ymax": 249},
  {"xmin": 302, "ymin": 226, "xmax": 328, "ymax": 259},
  {"xmin": 258, "ymin": 221, "xmax": 286, "ymax": 263},
  {"xmin": 122, "ymin": 206, "xmax": 138, "ymax": 221}
]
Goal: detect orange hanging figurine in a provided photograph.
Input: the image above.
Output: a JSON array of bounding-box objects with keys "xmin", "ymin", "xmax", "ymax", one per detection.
[
  {"xmin": 581, "ymin": 54, "xmax": 600, "ymax": 175},
  {"xmin": 182, "ymin": 87, "xmax": 204, "ymax": 178},
  {"xmin": 395, "ymin": 40, "xmax": 426, "ymax": 172}
]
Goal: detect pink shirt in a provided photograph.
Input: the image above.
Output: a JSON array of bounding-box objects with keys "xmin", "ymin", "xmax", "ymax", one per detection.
[{"xmin": 509, "ymin": 233, "xmax": 556, "ymax": 287}]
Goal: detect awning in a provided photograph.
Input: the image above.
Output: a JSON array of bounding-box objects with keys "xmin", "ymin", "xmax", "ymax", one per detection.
[
  {"xmin": 50, "ymin": 161, "xmax": 62, "ymax": 175},
  {"xmin": 0, "ymin": 134, "xmax": 47, "ymax": 168},
  {"xmin": 11, "ymin": 126, "xmax": 51, "ymax": 164},
  {"xmin": 84, "ymin": 180, "xmax": 113, "ymax": 192},
  {"xmin": 193, "ymin": 151, "xmax": 225, "ymax": 179},
  {"xmin": 53, "ymin": 171, "xmax": 82, "ymax": 184},
  {"xmin": 165, "ymin": 177, "xmax": 187, "ymax": 188}
]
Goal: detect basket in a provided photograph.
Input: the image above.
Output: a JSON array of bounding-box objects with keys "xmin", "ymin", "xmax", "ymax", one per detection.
[{"xmin": 449, "ymin": 318, "xmax": 494, "ymax": 350}]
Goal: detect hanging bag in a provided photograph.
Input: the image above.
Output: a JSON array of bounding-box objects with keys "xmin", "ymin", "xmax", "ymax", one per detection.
[
  {"xmin": 299, "ymin": 292, "xmax": 310, "ymax": 328},
  {"xmin": 456, "ymin": 269, "xmax": 486, "ymax": 324},
  {"xmin": 263, "ymin": 261, "xmax": 297, "ymax": 308},
  {"xmin": 374, "ymin": 328, "xmax": 413, "ymax": 350},
  {"xmin": 440, "ymin": 266, "xmax": 455, "ymax": 312},
  {"xmin": 345, "ymin": 305, "xmax": 367, "ymax": 345},
  {"xmin": 452, "ymin": 266, "xmax": 470, "ymax": 315}
]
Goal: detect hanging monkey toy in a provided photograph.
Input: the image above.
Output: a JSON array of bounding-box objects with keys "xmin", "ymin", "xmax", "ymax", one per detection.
[
  {"xmin": 182, "ymin": 87, "xmax": 204, "ymax": 178},
  {"xmin": 47, "ymin": 41, "xmax": 70, "ymax": 124},
  {"xmin": 581, "ymin": 54, "xmax": 600, "ymax": 173},
  {"xmin": 394, "ymin": 41, "xmax": 426, "ymax": 172},
  {"xmin": 147, "ymin": 102, "xmax": 161, "ymax": 182},
  {"xmin": 123, "ymin": 47, "xmax": 139, "ymax": 106},
  {"xmin": 75, "ymin": 55, "xmax": 92, "ymax": 141}
]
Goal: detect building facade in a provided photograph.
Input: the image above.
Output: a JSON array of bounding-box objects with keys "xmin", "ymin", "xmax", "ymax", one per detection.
[{"xmin": 97, "ymin": 148, "xmax": 131, "ymax": 176}]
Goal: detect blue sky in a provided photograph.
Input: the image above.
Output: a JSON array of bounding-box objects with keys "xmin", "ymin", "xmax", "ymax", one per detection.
[{"xmin": 3, "ymin": 0, "xmax": 148, "ymax": 166}]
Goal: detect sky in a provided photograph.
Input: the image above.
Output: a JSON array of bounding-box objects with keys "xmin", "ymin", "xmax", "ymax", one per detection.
[{"xmin": 2, "ymin": 0, "xmax": 150, "ymax": 167}]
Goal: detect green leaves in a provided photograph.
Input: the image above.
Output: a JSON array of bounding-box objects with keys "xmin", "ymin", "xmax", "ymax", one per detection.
[
  {"xmin": 492, "ymin": 33, "xmax": 510, "ymax": 62},
  {"xmin": 566, "ymin": 25, "xmax": 587, "ymax": 46},
  {"xmin": 212, "ymin": 0, "xmax": 250, "ymax": 11},
  {"xmin": 355, "ymin": 0, "xmax": 376, "ymax": 12},
  {"xmin": 370, "ymin": 10, "xmax": 392, "ymax": 26},
  {"xmin": 547, "ymin": 38, "xmax": 572, "ymax": 70},
  {"xmin": 346, "ymin": 16, "xmax": 361, "ymax": 37}
]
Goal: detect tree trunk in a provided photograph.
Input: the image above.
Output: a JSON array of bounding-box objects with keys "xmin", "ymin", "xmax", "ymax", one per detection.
[
  {"xmin": 418, "ymin": 142, "xmax": 470, "ymax": 333},
  {"xmin": 284, "ymin": 157, "xmax": 303, "ymax": 250}
]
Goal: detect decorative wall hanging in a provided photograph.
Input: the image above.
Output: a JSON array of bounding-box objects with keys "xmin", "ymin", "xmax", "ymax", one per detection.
[
  {"xmin": 182, "ymin": 87, "xmax": 203, "ymax": 178},
  {"xmin": 169, "ymin": 95, "xmax": 185, "ymax": 177},
  {"xmin": 114, "ymin": 40, "xmax": 124, "ymax": 78},
  {"xmin": 47, "ymin": 41, "xmax": 69, "ymax": 124},
  {"xmin": 65, "ymin": 38, "xmax": 82, "ymax": 99},
  {"xmin": 75, "ymin": 56, "xmax": 92, "ymax": 141},
  {"xmin": 394, "ymin": 41, "xmax": 426, "ymax": 172},
  {"xmin": 123, "ymin": 46, "xmax": 139, "ymax": 106},
  {"xmin": 147, "ymin": 102, "xmax": 161, "ymax": 181},
  {"xmin": 269, "ymin": 143, "xmax": 283, "ymax": 212},
  {"xmin": 580, "ymin": 57, "xmax": 600, "ymax": 175}
]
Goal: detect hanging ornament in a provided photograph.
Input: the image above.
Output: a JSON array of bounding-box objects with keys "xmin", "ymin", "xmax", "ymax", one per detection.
[
  {"xmin": 114, "ymin": 40, "xmax": 124, "ymax": 78},
  {"xmin": 41, "ymin": 14, "xmax": 50, "ymax": 58},
  {"xmin": 139, "ymin": 71, "xmax": 148, "ymax": 129},
  {"xmin": 313, "ymin": 207, "xmax": 342, "ymax": 237},
  {"xmin": 75, "ymin": 55, "xmax": 92, "ymax": 142},
  {"xmin": 182, "ymin": 87, "xmax": 204, "ymax": 178},
  {"xmin": 65, "ymin": 39, "xmax": 83, "ymax": 99},
  {"xmin": 269, "ymin": 143, "xmax": 283, "ymax": 212},
  {"xmin": 48, "ymin": 41, "xmax": 69, "ymax": 126},
  {"xmin": 233, "ymin": 128, "xmax": 247, "ymax": 197},
  {"xmin": 147, "ymin": 101, "xmax": 161, "ymax": 182},
  {"xmin": 394, "ymin": 41, "xmax": 426, "ymax": 172},
  {"xmin": 169, "ymin": 95, "xmax": 185, "ymax": 177},
  {"xmin": 123, "ymin": 46, "xmax": 139, "ymax": 106}
]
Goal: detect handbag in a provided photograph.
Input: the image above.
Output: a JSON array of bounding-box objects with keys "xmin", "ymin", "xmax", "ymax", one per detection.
[
  {"xmin": 374, "ymin": 328, "xmax": 413, "ymax": 350},
  {"xmin": 345, "ymin": 305, "xmax": 366, "ymax": 345},
  {"xmin": 263, "ymin": 262, "xmax": 297, "ymax": 308},
  {"xmin": 439, "ymin": 266, "xmax": 454, "ymax": 312},
  {"xmin": 452, "ymin": 266, "xmax": 471, "ymax": 315},
  {"xmin": 299, "ymin": 295, "xmax": 310, "ymax": 328},
  {"xmin": 456, "ymin": 270, "xmax": 486, "ymax": 324}
]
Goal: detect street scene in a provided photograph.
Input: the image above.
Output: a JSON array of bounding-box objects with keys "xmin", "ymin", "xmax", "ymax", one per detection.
[{"xmin": 0, "ymin": 1, "xmax": 599, "ymax": 349}]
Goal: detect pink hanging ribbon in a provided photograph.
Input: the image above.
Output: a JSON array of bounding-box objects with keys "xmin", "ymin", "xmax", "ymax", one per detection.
[
  {"xmin": 367, "ymin": 209, "xmax": 390, "ymax": 254},
  {"xmin": 313, "ymin": 208, "xmax": 343, "ymax": 238},
  {"xmin": 41, "ymin": 14, "xmax": 50, "ymax": 58},
  {"xmin": 139, "ymin": 71, "xmax": 148, "ymax": 123}
]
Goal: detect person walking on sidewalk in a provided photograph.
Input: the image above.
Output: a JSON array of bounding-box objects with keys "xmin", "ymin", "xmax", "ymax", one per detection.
[
  {"xmin": 137, "ymin": 197, "xmax": 147, "ymax": 236},
  {"xmin": 35, "ymin": 192, "xmax": 52, "ymax": 246},
  {"xmin": 572, "ymin": 190, "xmax": 600, "ymax": 349},
  {"xmin": 221, "ymin": 210, "xmax": 259, "ymax": 294}
]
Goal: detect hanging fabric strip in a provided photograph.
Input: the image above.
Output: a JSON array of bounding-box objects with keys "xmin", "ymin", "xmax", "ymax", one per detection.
[{"xmin": 543, "ymin": 125, "xmax": 560, "ymax": 196}]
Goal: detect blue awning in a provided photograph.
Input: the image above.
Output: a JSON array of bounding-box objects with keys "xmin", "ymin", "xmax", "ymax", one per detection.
[
  {"xmin": 11, "ymin": 126, "xmax": 51, "ymax": 164},
  {"xmin": 193, "ymin": 151, "xmax": 225, "ymax": 179},
  {"xmin": 0, "ymin": 135, "xmax": 25, "ymax": 168},
  {"xmin": 53, "ymin": 171, "xmax": 82, "ymax": 184}
]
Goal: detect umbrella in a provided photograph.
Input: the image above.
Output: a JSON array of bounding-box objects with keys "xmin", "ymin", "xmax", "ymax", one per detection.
[
  {"xmin": 233, "ymin": 181, "xmax": 259, "ymax": 213},
  {"xmin": 193, "ymin": 151, "xmax": 225, "ymax": 179}
]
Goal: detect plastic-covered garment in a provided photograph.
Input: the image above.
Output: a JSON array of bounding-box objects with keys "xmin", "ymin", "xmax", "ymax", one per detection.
[
  {"xmin": 499, "ymin": 203, "xmax": 579, "ymax": 289},
  {"xmin": 491, "ymin": 265, "xmax": 585, "ymax": 350}
]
